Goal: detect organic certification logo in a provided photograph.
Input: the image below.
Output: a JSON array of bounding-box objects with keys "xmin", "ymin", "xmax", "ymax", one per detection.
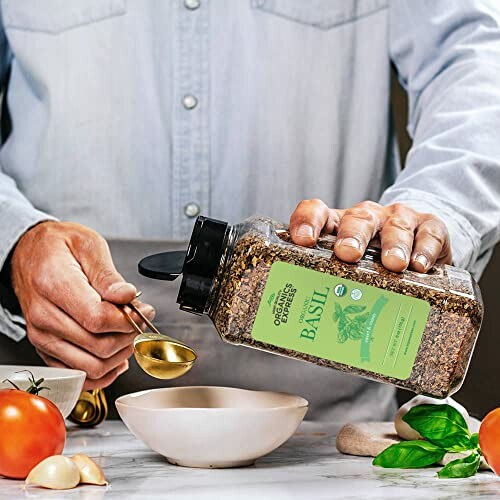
[{"xmin": 334, "ymin": 284, "xmax": 347, "ymax": 297}]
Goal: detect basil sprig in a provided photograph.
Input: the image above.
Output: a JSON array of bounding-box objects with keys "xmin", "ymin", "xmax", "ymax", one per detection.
[
  {"xmin": 373, "ymin": 404, "xmax": 483, "ymax": 479},
  {"xmin": 373, "ymin": 440, "xmax": 446, "ymax": 469},
  {"xmin": 438, "ymin": 451, "xmax": 481, "ymax": 479}
]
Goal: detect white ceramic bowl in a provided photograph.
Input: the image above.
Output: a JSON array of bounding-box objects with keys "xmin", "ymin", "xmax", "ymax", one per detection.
[
  {"xmin": 116, "ymin": 386, "xmax": 308, "ymax": 468},
  {"xmin": 0, "ymin": 365, "xmax": 86, "ymax": 418}
]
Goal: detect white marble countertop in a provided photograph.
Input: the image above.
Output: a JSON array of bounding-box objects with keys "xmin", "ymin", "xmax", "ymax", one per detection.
[{"xmin": 0, "ymin": 420, "xmax": 499, "ymax": 499}]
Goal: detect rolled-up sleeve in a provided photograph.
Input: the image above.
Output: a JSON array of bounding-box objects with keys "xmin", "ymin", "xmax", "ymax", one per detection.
[
  {"xmin": 0, "ymin": 174, "xmax": 57, "ymax": 340},
  {"xmin": 381, "ymin": 0, "xmax": 500, "ymax": 279},
  {"xmin": 0, "ymin": 17, "xmax": 56, "ymax": 340}
]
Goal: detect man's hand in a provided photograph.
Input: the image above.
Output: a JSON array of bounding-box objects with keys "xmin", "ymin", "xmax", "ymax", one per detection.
[
  {"xmin": 289, "ymin": 199, "xmax": 452, "ymax": 273},
  {"xmin": 11, "ymin": 221, "xmax": 155, "ymax": 389}
]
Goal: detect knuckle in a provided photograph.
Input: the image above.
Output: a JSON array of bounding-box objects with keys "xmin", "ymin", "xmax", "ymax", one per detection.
[
  {"xmin": 297, "ymin": 198, "xmax": 326, "ymax": 210},
  {"xmin": 418, "ymin": 212, "xmax": 437, "ymax": 223},
  {"xmin": 32, "ymin": 261, "xmax": 56, "ymax": 292},
  {"xmin": 358, "ymin": 200, "xmax": 380, "ymax": 211},
  {"xmin": 95, "ymin": 337, "xmax": 117, "ymax": 359},
  {"xmin": 425, "ymin": 229, "xmax": 446, "ymax": 248},
  {"xmin": 30, "ymin": 331, "xmax": 56, "ymax": 354},
  {"xmin": 309, "ymin": 198, "xmax": 326, "ymax": 207},
  {"xmin": 81, "ymin": 308, "xmax": 107, "ymax": 333},
  {"xmin": 385, "ymin": 216, "xmax": 414, "ymax": 233},
  {"xmin": 26, "ymin": 325, "xmax": 43, "ymax": 346},
  {"xmin": 27, "ymin": 302, "xmax": 49, "ymax": 328},
  {"xmin": 85, "ymin": 361, "xmax": 107, "ymax": 380},
  {"xmin": 420, "ymin": 220, "xmax": 449, "ymax": 246},
  {"xmin": 389, "ymin": 202, "xmax": 410, "ymax": 214},
  {"xmin": 74, "ymin": 226, "xmax": 107, "ymax": 255},
  {"xmin": 94, "ymin": 267, "xmax": 116, "ymax": 287},
  {"xmin": 344, "ymin": 207, "xmax": 377, "ymax": 225}
]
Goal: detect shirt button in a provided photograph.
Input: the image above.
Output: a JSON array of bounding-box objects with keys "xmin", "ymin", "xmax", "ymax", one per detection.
[
  {"xmin": 184, "ymin": 0, "xmax": 200, "ymax": 10},
  {"xmin": 182, "ymin": 94, "xmax": 198, "ymax": 110},
  {"xmin": 184, "ymin": 202, "xmax": 200, "ymax": 218}
]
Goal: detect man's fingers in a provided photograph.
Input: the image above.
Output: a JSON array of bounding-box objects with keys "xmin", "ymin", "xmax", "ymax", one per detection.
[
  {"xmin": 70, "ymin": 226, "xmax": 136, "ymax": 304},
  {"xmin": 379, "ymin": 205, "xmax": 418, "ymax": 272},
  {"xmin": 37, "ymin": 352, "xmax": 129, "ymax": 390},
  {"xmin": 33, "ymin": 329, "xmax": 134, "ymax": 381},
  {"xmin": 334, "ymin": 202, "xmax": 382, "ymax": 263},
  {"xmin": 29, "ymin": 298, "xmax": 140, "ymax": 358},
  {"xmin": 83, "ymin": 360, "xmax": 129, "ymax": 390},
  {"xmin": 289, "ymin": 199, "xmax": 337, "ymax": 247},
  {"xmin": 410, "ymin": 216, "xmax": 452, "ymax": 272},
  {"xmin": 37, "ymin": 250, "xmax": 154, "ymax": 333}
]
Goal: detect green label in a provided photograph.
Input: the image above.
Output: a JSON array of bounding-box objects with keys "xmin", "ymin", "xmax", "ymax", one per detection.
[{"xmin": 251, "ymin": 262, "xmax": 430, "ymax": 380}]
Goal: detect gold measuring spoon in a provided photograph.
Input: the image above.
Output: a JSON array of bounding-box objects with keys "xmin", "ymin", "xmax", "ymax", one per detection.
[
  {"xmin": 91, "ymin": 388, "xmax": 108, "ymax": 426},
  {"xmin": 69, "ymin": 391, "xmax": 97, "ymax": 425},
  {"xmin": 121, "ymin": 299, "xmax": 197, "ymax": 379},
  {"xmin": 69, "ymin": 389, "xmax": 108, "ymax": 427}
]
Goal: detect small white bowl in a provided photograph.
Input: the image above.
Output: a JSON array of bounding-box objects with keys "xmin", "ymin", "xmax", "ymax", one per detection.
[
  {"xmin": 116, "ymin": 386, "xmax": 308, "ymax": 468},
  {"xmin": 0, "ymin": 365, "xmax": 86, "ymax": 418}
]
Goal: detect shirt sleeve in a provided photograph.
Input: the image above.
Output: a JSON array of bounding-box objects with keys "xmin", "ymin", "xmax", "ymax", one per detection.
[
  {"xmin": 381, "ymin": 0, "xmax": 500, "ymax": 279},
  {"xmin": 0, "ymin": 17, "xmax": 57, "ymax": 340}
]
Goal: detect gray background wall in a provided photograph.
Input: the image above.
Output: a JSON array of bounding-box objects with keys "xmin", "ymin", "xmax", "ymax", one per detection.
[{"xmin": 392, "ymin": 71, "xmax": 499, "ymax": 418}]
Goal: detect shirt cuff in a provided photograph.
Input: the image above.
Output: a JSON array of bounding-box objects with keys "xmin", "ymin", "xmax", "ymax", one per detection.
[
  {"xmin": 379, "ymin": 188, "xmax": 481, "ymax": 276},
  {"xmin": 0, "ymin": 199, "xmax": 57, "ymax": 341}
]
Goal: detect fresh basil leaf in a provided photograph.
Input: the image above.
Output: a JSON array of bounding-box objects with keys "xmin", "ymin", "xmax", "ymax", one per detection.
[
  {"xmin": 402, "ymin": 404, "xmax": 471, "ymax": 451},
  {"xmin": 373, "ymin": 440, "xmax": 446, "ymax": 469},
  {"xmin": 469, "ymin": 433, "xmax": 479, "ymax": 449},
  {"xmin": 437, "ymin": 452, "xmax": 481, "ymax": 479}
]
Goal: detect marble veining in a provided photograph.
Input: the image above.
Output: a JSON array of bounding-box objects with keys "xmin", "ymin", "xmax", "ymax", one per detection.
[{"xmin": 0, "ymin": 421, "xmax": 499, "ymax": 499}]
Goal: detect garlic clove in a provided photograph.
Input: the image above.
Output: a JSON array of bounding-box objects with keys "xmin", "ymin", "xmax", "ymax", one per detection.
[
  {"xmin": 25, "ymin": 455, "xmax": 80, "ymax": 490},
  {"xmin": 71, "ymin": 453, "xmax": 108, "ymax": 485},
  {"xmin": 394, "ymin": 395, "xmax": 470, "ymax": 440}
]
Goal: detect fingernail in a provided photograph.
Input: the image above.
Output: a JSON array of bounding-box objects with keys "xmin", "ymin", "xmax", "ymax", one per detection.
[
  {"xmin": 339, "ymin": 237, "xmax": 361, "ymax": 250},
  {"xmin": 296, "ymin": 224, "xmax": 314, "ymax": 239},
  {"xmin": 414, "ymin": 254, "xmax": 429, "ymax": 269},
  {"xmin": 108, "ymin": 282, "xmax": 135, "ymax": 294},
  {"xmin": 385, "ymin": 247, "xmax": 407, "ymax": 262}
]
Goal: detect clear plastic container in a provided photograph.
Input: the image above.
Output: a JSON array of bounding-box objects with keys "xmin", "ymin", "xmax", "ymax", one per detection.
[{"xmin": 139, "ymin": 215, "xmax": 483, "ymax": 397}]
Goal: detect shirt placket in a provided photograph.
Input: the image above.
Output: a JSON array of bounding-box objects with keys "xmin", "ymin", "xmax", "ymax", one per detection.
[{"xmin": 171, "ymin": 0, "xmax": 210, "ymax": 239}]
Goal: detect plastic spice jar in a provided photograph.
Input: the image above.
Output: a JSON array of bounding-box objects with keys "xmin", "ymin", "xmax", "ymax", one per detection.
[{"xmin": 138, "ymin": 215, "xmax": 483, "ymax": 398}]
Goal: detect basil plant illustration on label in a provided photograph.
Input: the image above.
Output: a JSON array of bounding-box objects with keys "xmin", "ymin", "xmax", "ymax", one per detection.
[{"xmin": 252, "ymin": 262, "xmax": 430, "ymax": 380}]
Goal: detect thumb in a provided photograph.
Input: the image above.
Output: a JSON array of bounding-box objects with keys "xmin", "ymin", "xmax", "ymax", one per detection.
[
  {"xmin": 100, "ymin": 276, "xmax": 137, "ymax": 304},
  {"xmin": 289, "ymin": 199, "xmax": 337, "ymax": 247},
  {"xmin": 70, "ymin": 227, "xmax": 137, "ymax": 304}
]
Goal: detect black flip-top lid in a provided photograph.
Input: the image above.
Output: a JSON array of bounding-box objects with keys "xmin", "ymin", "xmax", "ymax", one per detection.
[
  {"xmin": 138, "ymin": 250, "xmax": 186, "ymax": 281},
  {"xmin": 138, "ymin": 216, "xmax": 229, "ymax": 314}
]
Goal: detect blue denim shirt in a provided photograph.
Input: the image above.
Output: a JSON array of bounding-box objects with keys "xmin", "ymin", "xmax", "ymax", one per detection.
[{"xmin": 0, "ymin": 0, "xmax": 499, "ymax": 341}]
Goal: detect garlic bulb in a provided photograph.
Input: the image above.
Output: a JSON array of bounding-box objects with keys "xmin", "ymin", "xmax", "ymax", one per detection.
[
  {"xmin": 25, "ymin": 455, "xmax": 80, "ymax": 490},
  {"xmin": 71, "ymin": 454, "xmax": 108, "ymax": 485},
  {"xmin": 395, "ymin": 395, "xmax": 470, "ymax": 440}
]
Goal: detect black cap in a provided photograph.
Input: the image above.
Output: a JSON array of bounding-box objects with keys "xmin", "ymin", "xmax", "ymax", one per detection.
[{"xmin": 138, "ymin": 216, "xmax": 229, "ymax": 314}]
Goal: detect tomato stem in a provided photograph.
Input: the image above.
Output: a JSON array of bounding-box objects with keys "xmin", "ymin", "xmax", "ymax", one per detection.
[
  {"xmin": 3, "ymin": 370, "xmax": 50, "ymax": 396},
  {"xmin": 2, "ymin": 379, "xmax": 20, "ymax": 390}
]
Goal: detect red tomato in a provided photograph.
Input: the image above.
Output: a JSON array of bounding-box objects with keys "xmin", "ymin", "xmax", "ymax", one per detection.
[
  {"xmin": 479, "ymin": 408, "xmax": 500, "ymax": 475},
  {"xmin": 0, "ymin": 389, "xmax": 66, "ymax": 479}
]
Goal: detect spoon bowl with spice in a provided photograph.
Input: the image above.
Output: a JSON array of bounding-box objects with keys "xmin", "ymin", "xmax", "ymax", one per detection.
[{"xmin": 120, "ymin": 296, "xmax": 197, "ymax": 380}]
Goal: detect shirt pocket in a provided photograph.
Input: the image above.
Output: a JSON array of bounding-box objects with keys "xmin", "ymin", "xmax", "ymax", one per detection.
[
  {"xmin": 251, "ymin": 0, "xmax": 388, "ymax": 30},
  {"xmin": 1, "ymin": 0, "xmax": 126, "ymax": 35}
]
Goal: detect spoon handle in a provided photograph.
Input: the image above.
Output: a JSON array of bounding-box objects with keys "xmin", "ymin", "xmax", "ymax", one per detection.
[
  {"xmin": 127, "ymin": 301, "xmax": 161, "ymax": 336},
  {"xmin": 120, "ymin": 307, "xmax": 144, "ymax": 336}
]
